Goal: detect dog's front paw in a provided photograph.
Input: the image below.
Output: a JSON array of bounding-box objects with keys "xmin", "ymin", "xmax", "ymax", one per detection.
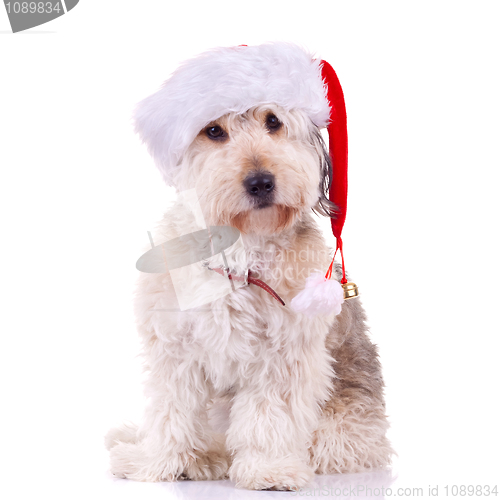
[
  {"xmin": 109, "ymin": 436, "xmax": 230, "ymax": 482},
  {"xmin": 182, "ymin": 434, "xmax": 230, "ymax": 480},
  {"xmin": 183, "ymin": 441, "xmax": 230, "ymax": 481},
  {"xmin": 109, "ymin": 442, "xmax": 183, "ymax": 482},
  {"xmin": 229, "ymin": 454, "xmax": 314, "ymax": 491}
]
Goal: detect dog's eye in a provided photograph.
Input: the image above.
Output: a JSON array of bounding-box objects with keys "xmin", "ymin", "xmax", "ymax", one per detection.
[
  {"xmin": 265, "ymin": 114, "xmax": 282, "ymax": 132},
  {"xmin": 206, "ymin": 125, "xmax": 226, "ymax": 140}
]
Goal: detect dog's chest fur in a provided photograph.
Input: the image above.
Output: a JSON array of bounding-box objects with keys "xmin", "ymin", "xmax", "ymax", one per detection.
[{"xmin": 137, "ymin": 205, "xmax": 335, "ymax": 393}]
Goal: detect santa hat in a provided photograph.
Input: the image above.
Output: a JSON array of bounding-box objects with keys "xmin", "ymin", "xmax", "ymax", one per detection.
[{"xmin": 134, "ymin": 42, "xmax": 358, "ymax": 314}]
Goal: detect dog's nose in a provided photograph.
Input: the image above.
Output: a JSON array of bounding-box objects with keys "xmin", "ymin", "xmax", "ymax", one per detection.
[{"xmin": 244, "ymin": 172, "xmax": 275, "ymax": 197}]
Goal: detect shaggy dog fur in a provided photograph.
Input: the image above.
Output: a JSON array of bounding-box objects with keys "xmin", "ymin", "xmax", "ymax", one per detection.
[{"xmin": 106, "ymin": 103, "xmax": 393, "ymax": 490}]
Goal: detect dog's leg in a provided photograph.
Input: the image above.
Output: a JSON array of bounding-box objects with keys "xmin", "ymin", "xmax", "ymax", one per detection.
[
  {"xmin": 227, "ymin": 336, "xmax": 332, "ymax": 491},
  {"xmin": 109, "ymin": 347, "xmax": 229, "ymax": 482},
  {"xmin": 310, "ymin": 298, "xmax": 394, "ymax": 473},
  {"xmin": 105, "ymin": 422, "xmax": 139, "ymax": 450}
]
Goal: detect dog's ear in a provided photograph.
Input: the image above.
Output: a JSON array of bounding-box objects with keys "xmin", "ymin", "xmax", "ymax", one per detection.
[{"xmin": 311, "ymin": 128, "xmax": 337, "ymax": 218}]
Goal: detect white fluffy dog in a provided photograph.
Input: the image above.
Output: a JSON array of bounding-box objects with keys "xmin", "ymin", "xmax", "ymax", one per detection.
[{"xmin": 106, "ymin": 43, "xmax": 393, "ymax": 491}]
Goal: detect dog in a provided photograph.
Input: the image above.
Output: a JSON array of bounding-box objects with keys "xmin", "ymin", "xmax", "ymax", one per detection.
[{"xmin": 105, "ymin": 43, "xmax": 393, "ymax": 491}]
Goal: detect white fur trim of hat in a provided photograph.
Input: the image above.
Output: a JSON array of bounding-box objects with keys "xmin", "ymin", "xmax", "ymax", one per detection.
[{"xmin": 133, "ymin": 42, "xmax": 331, "ymax": 186}]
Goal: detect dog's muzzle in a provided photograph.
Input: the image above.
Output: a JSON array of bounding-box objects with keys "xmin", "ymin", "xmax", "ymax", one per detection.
[{"xmin": 243, "ymin": 172, "xmax": 275, "ymax": 208}]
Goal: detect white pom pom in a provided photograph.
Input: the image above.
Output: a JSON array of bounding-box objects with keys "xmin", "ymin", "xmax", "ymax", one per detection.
[{"xmin": 290, "ymin": 272, "xmax": 344, "ymax": 317}]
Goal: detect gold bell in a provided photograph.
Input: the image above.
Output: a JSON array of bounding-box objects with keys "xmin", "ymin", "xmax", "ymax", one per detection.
[{"xmin": 342, "ymin": 282, "xmax": 359, "ymax": 300}]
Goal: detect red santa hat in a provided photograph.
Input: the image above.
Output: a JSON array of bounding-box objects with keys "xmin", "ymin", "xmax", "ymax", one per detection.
[{"xmin": 134, "ymin": 42, "xmax": 357, "ymax": 312}]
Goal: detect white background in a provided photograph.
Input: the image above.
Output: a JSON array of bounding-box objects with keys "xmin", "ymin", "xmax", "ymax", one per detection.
[{"xmin": 1, "ymin": 1, "xmax": 499, "ymax": 499}]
